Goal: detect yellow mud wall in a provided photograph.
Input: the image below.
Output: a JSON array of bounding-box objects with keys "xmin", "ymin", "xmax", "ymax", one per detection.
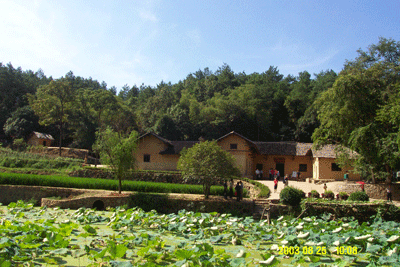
[
  {"xmin": 27, "ymin": 136, "xmax": 39, "ymax": 146},
  {"xmin": 252, "ymin": 155, "xmax": 313, "ymax": 179},
  {"xmin": 136, "ymin": 135, "xmax": 179, "ymax": 171},
  {"xmin": 217, "ymin": 135, "xmax": 253, "ymax": 177},
  {"xmin": 27, "ymin": 136, "xmax": 51, "ymax": 146},
  {"xmin": 314, "ymin": 158, "xmax": 361, "ymax": 180}
]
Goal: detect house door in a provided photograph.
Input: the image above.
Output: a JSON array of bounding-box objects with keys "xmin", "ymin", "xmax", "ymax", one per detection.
[{"xmin": 276, "ymin": 163, "xmax": 284, "ymax": 178}]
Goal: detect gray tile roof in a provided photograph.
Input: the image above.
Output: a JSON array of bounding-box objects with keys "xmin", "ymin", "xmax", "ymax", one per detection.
[
  {"xmin": 312, "ymin": 144, "xmax": 358, "ymax": 158},
  {"xmin": 32, "ymin": 131, "xmax": 54, "ymax": 140},
  {"xmin": 160, "ymin": 141, "xmax": 199, "ymax": 154},
  {"xmin": 253, "ymin": 142, "xmax": 313, "ymax": 156},
  {"xmin": 139, "ymin": 131, "xmax": 354, "ymax": 158}
]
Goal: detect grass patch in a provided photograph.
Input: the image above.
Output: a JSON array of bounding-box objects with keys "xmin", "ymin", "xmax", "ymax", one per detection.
[
  {"xmin": 240, "ymin": 177, "xmax": 270, "ymax": 198},
  {"xmin": 0, "ymin": 172, "xmax": 225, "ymax": 196}
]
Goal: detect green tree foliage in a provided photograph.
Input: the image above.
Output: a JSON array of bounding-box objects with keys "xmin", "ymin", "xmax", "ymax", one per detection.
[
  {"xmin": 0, "ymin": 63, "xmax": 50, "ymax": 138},
  {"xmin": 279, "ymin": 186, "xmax": 305, "ymax": 206},
  {"xmin": 3, "ymin": 106, "xmax": 40, "ymax": 139},
  {"xmin": 29, "ymin": 79, "xmax": 75, "ymax": 156},
  {"xmin": 348, "ymin": 191, "xmax": 369, "ymax": 202},
  {"xmin": 313, "ymin": 37, "xmax": 400, "ymax": 183},
  {"xmin": 177, "ymin": 140, "xmax": 240, "ymax": 199},
  {"xmin": 93, "ymin": 127, "xmax": 138, "ymax": 194}
]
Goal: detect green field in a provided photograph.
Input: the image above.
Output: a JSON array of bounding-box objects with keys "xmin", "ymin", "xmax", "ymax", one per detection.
[
  {"xmin": 0, "ymin": 172, "xmax": 227, "ymax": 196},
  {"xmin": 1, "ymin": 201, "xmax": 399, "ymax": 266}
]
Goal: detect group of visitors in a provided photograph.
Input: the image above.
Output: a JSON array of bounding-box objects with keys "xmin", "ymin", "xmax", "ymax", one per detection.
[
  {"xmin": 269, "ymin": 168, "xmax": 280, "ymax": 180},
  {"xmin": 255, "ymin": 168, "xmax": 283, "ymax": 180},
  {"xmin": 223, "ymin": 179, "xmax": 243, "ymax": 201}
]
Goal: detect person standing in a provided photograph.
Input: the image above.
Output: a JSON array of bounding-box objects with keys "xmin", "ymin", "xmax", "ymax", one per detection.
[
  {"xmin": 269, "ymin": 168, "xmax": 274, "ymax": 180},
  {"xmin": 274, "ymin": 177, "xmax": 278, "ymax": 193},
  {"xmin": 323, "ymin": 183, "xmax": 327, "ymax": 191},
  {"xmin": 223, "ymin": 180, "xmax": 228, "ymax": 199},
  {"xmin": 344, "ymin": 171, "xmax": 349, "ymax": 181},
  {"xmin": 239, "ymin": 181, "xmax": 244, "ymax": 201},
  {"xmin": 255, "ymin": 169, "xmax": 262, "ymax": 180},
  {"xmin": 235, "ymin": 182, "xmax": 241, "ymax": 201},
  {"xmin": 229, "ymin": 179, "xmax": 234, "ymax": 199},
  {"xmin": 387, "ymin": 186, "xmax": 392, "ymax": 202},
  {"xmin": 284, "ymin": 175, "xmax": 289, "ymax": 187}
]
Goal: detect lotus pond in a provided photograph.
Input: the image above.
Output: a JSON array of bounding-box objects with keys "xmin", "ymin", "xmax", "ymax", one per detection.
[{"xmin": 0, "ymin": 201, "xmax": 400, "ymax": 266}]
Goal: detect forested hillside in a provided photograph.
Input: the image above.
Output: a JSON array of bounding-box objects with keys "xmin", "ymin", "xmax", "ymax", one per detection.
[
  {"xmin": 1, "ymin": 37, "xmax": 400, "ymax": 183},
  {"xmin": 0, "ymin": 63, "xmax": 336, "ymax": 148}
]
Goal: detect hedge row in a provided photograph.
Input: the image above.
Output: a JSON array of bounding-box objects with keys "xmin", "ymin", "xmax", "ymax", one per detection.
[{"xmin": 0, "ymin": 172, "xmax": 225, "ymax": 196}]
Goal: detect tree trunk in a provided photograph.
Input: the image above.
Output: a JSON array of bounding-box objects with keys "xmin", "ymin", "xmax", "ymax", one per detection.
[
  {"xmin": 385, "ymin": 165, "xmax": 392, "ymax": 184},
  {"xmin": 371, "ymin": 169, "xmax": 376, "ymax": 184},
  {"xmin": 118, "ymin": 175, "xmax": 122, "ymax": 194},
  {"xmin": 203, "ymin": 179, "xmax": 211, "ymax": 199},
  {"xmin": 59, "ymin": 121, "xmax": 63, "ymax": 157}
]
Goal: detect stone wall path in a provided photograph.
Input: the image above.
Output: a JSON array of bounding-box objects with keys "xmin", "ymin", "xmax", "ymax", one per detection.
[{"xmin": 258, "ymin": 180, "xmax": 400, "ymax": 207}]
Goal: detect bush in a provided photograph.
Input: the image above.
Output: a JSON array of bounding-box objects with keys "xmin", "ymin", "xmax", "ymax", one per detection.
[
  {"xmin": 324, "ymin": 190, "xmax": 335, "ymax": 199},
  {"xmin": 280, "ymin": 186, "xmax": 305, "ymax": 206},
  {"xmin": 339, "ymin": 192, "xmax": 349, "ymax": 200},
  {"xmin": 12, "ymin": 138, "xmax": 27, "ymax": 151},
  {"xmin": 310, "ymin": 190, "xmax": 320, "ymax": 198},
  {"xmin": 348, "ymin": 191, "xmax": 369, "ymax": 202}
]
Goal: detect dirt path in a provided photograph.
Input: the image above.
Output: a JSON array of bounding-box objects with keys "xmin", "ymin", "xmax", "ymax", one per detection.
[
  {"xmin": 258, "ymin": 180, "xmax": 372, "ymax": 199},
  {"xmin": 258, "ymin": 180, "xmax": 343, "ymax": 199}
]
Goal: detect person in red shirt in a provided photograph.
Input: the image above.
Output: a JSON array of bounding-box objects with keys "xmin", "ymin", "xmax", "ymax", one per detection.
[
  {"xmin": 274, "ymin": 177, "xmax": 278, "ymax": 193},
  {"xmin": 269, "ymin": 168, "xmax": 274, "ymax": 180}
]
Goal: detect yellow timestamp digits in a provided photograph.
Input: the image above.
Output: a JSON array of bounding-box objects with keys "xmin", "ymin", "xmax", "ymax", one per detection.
[
  {"xmin": 278, "ymin": 246, "xmax": 327, "ymax": 255},
  {"xmin": 337, "ymin": 246, "xmax": 358, "ymax": 255},
  {"xmin": 279, "ymin": 246, "xmax": 300, "ymax": 255}
]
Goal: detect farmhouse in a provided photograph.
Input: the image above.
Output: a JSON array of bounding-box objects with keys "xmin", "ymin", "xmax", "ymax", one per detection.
[
  {"xmin": 27, "ymin": 131, "xmax": 54, "ymax": 147},
  {"xmin": 136, "ymin": 131, "xmax": 359, "ymax": 181}
]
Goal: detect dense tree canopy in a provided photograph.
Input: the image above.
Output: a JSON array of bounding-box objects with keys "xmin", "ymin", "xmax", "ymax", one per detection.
[
  {"xmin": 2, "ymin": 38, "xmax": 400, "ymax": 185},
  {"xmin": 313, "ymin": 37, "xmax": 400, "ymax": 183}
]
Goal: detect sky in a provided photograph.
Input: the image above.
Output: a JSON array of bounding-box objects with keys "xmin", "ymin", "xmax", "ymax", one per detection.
[{"xmin": 1, "ymin": 0, "xmax": 399, "ymax": 90}]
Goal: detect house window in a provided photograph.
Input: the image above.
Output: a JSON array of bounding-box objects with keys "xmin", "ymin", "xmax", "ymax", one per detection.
[
  {"xmin": 332, "ymin": 163, "xmax": 342, "ymax": 172},
  {"xmin": 43, "ymin": 141, "xmax": 47, "ymax": 146},
  {"xmin": 230, "ymin": 144, "xmax": 238, "ymax": 150},
  {"xmin": 299, "ymin": 164, "xmax": 307, "ymax": 172},
  {"xmin": 143, "ymin": 154, "xmax": 150, "ymax": 162}
]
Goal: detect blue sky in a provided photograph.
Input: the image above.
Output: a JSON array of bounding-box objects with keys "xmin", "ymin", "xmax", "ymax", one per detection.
[{"xmin": 1, "ymin": 0, "xmax": 399, "ymax": 90}]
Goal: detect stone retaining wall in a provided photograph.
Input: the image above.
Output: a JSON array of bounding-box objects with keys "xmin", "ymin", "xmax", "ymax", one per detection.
[
  {"xmin": 41, "ymin": 195, "xmax": 131, "ymax": 210},
  {"xmin": 0, "ymin": 185, "xmax": 255, "ymax": 215},
  {"xmin": 0, "ymin": 185, "xmax": 90, "ymax": 205},
  {"xmin": 337, "ymin": 182, "xmax": 400, "ymax": 200}
]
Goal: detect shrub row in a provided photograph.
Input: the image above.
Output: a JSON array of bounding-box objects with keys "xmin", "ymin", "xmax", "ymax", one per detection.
[
  {"xmin": 240, "ymin": 177, "xmax": 270, "ymax": 198},
  {"xmin": 0, "ymin": 173, "xmax": 225, "ymax": 196},
  {"xmin": 281, "ymin": 186, "xmax": 370, "ymax": 207},
  {"xmin": 0, "ymin": 147, "xmax": 83, "ymax": 170},
  {"xmin": 0, "ymin": 157, "xmax": 82, "ymax": 170}
]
